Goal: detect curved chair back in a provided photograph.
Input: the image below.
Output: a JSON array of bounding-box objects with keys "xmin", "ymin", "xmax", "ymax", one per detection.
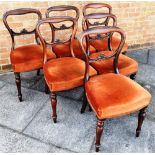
[
  {"xmin": 77, "ymin": 26, "xmax": 126, "ymax": 81},
  {"xmin": 36, "ymin": 16, "xmax": 77, "ymax": 63},
  {"xmin": 46, "ymin": 5, "xmax": 79, "ymax": 21},
  {"xmin": 83, "ymin": 3, "xmax": 112, "ymax": 29},
  {"xmin": 46, "ymin": 5, "xmax": 79, "ymax": 43},
  {"xmin": 83, "ymin": 3, "xmax": 112, "ymax": 16},
  {"xmin": 82, "ymin": 13, "xmax": 117, "ymax": 52},
  {"xmin": 82, "ymin": 13, "xmax": 117, "ymax": 30},
  {"xmin": 3, "ymin": 8, "xmax": 42, "ymax": 50}
]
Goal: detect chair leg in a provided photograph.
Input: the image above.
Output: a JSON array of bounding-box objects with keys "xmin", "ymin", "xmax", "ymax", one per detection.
[
  {"xmin": 130, "ymin": 73, "xmax": 137, "ymax": 80},
  {"xmin": 37, "ymin": 69, "xmax": 40, "ymax": 76},
  {"xmin": 80, "ymin": 93, "xmax": 87, "ymax": 114},
  {"xmin": 136, "ymin": 106, "xmax": 147, "ymax": 137},
  {"xmin": 95, "ymin": 118, "xmax": 105, "ymax": 152},
  {"xmin": 122, "ymin": 51, "xmax": 127, "ymax": 55},
  {"xmin": 50, "ymin": 92, "xmax": 57, "ymax": 123},
  {"xmin": 14, "ymin": 72, "xmax": 22, "ymax": 102},
  {"xmin": 89, "ymin": 105, "xmax": 92, "ymax": 112},
  {"xmin": 45, "ymin": 81, "xmax": 49, "ymax": 94}
]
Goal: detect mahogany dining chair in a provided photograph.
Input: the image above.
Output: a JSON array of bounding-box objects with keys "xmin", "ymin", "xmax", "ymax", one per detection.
[
  {"xmin": 3, "ymin": 8, "xmax": 56, "ymax": 101},
  {"xmin": 78, "ymin": 26, "xmax": 152, "ymax": 152},
  {"xmin": 36, "ymin": 16, "xmax": 97, "ymax": 123},
  {"xmin": 82, "ymin": 13, "xmax": 138, "ymax": 80},
  {"xmin": 45, "ymin": 5, "xmax": 96, "ymax": 59},
  {"xmin": 82, "ymin": 3, "xmax": 128, "ymax": 54}
]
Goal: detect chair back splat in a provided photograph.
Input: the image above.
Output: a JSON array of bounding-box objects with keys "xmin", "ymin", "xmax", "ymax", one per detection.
[
  {"xmin": 36, "ymin": 17, "xmax": 77, "ymax": 63},
  {"xmin": 3, "ymin": 8, "xmax": 42, "ymax": 50},
  {"xmin": 82, "ymin": 13, "xmax": 117, "ymax": 52},
  {"xmin": 78, "ymin": 26, "xmax": 126, "ymax": 81},
  {"xmin": 46, "ymin": 6, "xmax": 79, "ymax": 43}
]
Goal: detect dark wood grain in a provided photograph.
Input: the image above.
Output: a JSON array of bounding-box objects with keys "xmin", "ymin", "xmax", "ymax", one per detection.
[
  {"xmin": 3, "ymin": 8, "xmax": 42, "ymax": 50},
  {"xmin": 136, "ymin": 106, "xmax": 147, "ymax": 137},
  {"xmin": 77, "ymin": 26, "xmax": 126, "ymax": 82},
  {"xmin": 14, "ymin": 72, "xmax": 22, "ymax": 102},
  {"xmin": 96, "ymin": 119, "xmax": 105, "ymax": 152},
  {"xmin": 51, "ymin": 92, "xmax": 57, "ymax": 123}
]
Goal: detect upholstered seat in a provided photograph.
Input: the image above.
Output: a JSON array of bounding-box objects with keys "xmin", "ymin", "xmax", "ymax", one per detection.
[
  {"xmin": 44, "ymin": 57, "xmax": 97, "ymax": 92},
  {"xmin": 85, "ymin": 73, "xmax": 151, "ymax": 119},
  {"xmin": 90, "ymin": 36, "xmax": 128, "ymax": 53},
  {"xmin": 52, "ymin": 39, "xmax": 96, "ymax": 59},
  {"xmin": 89, "ymin": 51, "xmax": 138, "ymax": 76},
  {"xmin": 11, "ymin": 44, "xmax": 56, "ymax": 72}
]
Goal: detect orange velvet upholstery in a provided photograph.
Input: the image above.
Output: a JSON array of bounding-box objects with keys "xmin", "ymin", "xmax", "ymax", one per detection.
[
  {"xmin": 11, "ymin": 44, "xmax": 56, "ymax": 72},
  {"xmin": 90, "ymin": 36, "xmax": 128, "ymax": 53},
  {"xmin": 85, "ymin": 73, "xmax": 151, "ymax": 119},
  {"xmin": 43, "ymin": 57, "xmax": 97, "ymax": 92},
  {"xmin": 90, "ymin": 51, "xmax": 138, "ymax": 76},
  {"xmin": 52, "ymin": 39, "xmax": 96, "ymax": 59}
]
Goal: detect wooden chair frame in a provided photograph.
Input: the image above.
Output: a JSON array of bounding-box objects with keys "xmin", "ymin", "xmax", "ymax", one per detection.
[
  {"xmin": 46, "ymin": 5, "xmax": 80, "ymax": 21},
  {"xmin": 36, "ymin": 16, "xmax": 90, "ymax": 122},
  {"xmin": 82, "ymin": 2, "xmax": 129, "ymax": 56},
  {"xmin": 3, "ymin": 8, "xmax": 42, "ymax": 101},
  {"xmin": 45, "ymin": 5, "xmax": 80, "ymax": 57},
  {"xmin": 82, "ymin": 13, "xmax": 137, "ymax": 80},
  {"xmin": 78, "ymin": 26, "xmax": 148, "ymax": 152},
  {"xmin": 82, "ymin": 13, "xmax": 117, "ymax": 54},
  {"xmin": 83, "ymin": 3, "xmax": 112, "ymax": 16}
]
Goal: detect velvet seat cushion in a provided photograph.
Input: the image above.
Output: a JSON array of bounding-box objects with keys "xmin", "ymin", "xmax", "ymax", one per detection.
[
  {"xmin": 90, "ymin": 36, "xmax": 128, "ymax": 53},
  {"xmin": 11, "ymin": 44, "xmax": 56, "ymax": 72},
  {"xmin": 85, "ymin": 73, "xmax": 151, "ymax": 119},
  {"xmin": 89, "ymin": 51, "xmax": 138, "ymax": 76},
  {"xmin": 52, "ymin": 38, "xmax": 96, "ymax": 59},
  {"xmin": 43, "ymin": 57, "xmax": 97, "ymax": 92}
]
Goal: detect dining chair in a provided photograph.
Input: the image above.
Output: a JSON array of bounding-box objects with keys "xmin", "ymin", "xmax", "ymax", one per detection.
[
  {"xmin": 78, "ymin": 26, "xmax": 152, "ymax": 152},
  {"xmin": 45, "ymin": 5, "xmax": 96, "ymax": 59},
  {"xmin": 36, "ymin": 16, "xmax": 97, "ymax": 123},
  {"xmin": 82, "ymin": 13, "xmax": 138, "ymax": 80},
  {"xmin": 3, "ymin": 8, "xmax": 56, "ymax": 102},
  {"xmin": 82, "ymin": 3, "xmax": 128, "ymax": 54}
]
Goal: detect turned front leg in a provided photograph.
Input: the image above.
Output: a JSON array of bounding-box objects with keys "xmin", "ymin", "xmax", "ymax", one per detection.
[
  {"xmin": 14, "ymin": 72, "xmax": 22, "ymax": 102},
  {"xmin": 95, "ymin": 118, "xmax": 105, "ymax": 152},
  {"xmin": 50, "ymin": 92, "xmax": 57, "ymax": 123},
  {"xmin": 136, "ymin": 106, "xmax": 147, "ymax": 137}
]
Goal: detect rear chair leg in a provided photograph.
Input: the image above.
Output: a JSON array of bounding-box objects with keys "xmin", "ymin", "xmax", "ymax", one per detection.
[
  {"xmin": 95, "ymin": 118, "xmax": 105, "ymax": 152},
  {"xmin": 122, "ymin": 51, "xmax": 127, "ymax": 55},
  {"xmin": 37, "ymin": 69, "xmax": 40, "ymax": 76},
  {"xmin": 45, "ymin": 81, "xmax": 49, "ymax": 94},
  {"xmin": 89, "ymin": 105, "xmax": 92, "ymax": 112},
  {"xmin": 50, "ymin": 92, "xmax": 57, "ymax": 123},
  {"xmin": 14, "ymin": 72, "xmax": 22, "ymax": 102},
  {"xmin": 81, "ymin": 93, "xmax": 87, "ymax": 113},
  {"xmin": 136, "ymin": 106, "xmax": 147, "ymax": 137},
  {"xmin": 130, "ymin": 73, "xmax": 137, "ymax": 80}
]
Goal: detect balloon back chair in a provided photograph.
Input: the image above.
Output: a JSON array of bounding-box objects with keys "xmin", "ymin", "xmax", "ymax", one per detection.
[
  {"xmin": 3, "ymin": 8, "xmax": 56, "ymax": 101},
  {"xmin": 82, "ymin": 13, "xmax": 138, "ymax": 80},
  {"xmin": 36, "ymin": 16, "xmax": 97, "ymax": 123},
  {"xmin": 45, "ymin": 5, "xmax": 96, "ymax": 59},
  {"xmin": 78, "ymin": 26, "xmax": 152, "ymax": 152},
  {"xmin": 82, "ymin": 3, "xmax": 128, "ymax": 54}
]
